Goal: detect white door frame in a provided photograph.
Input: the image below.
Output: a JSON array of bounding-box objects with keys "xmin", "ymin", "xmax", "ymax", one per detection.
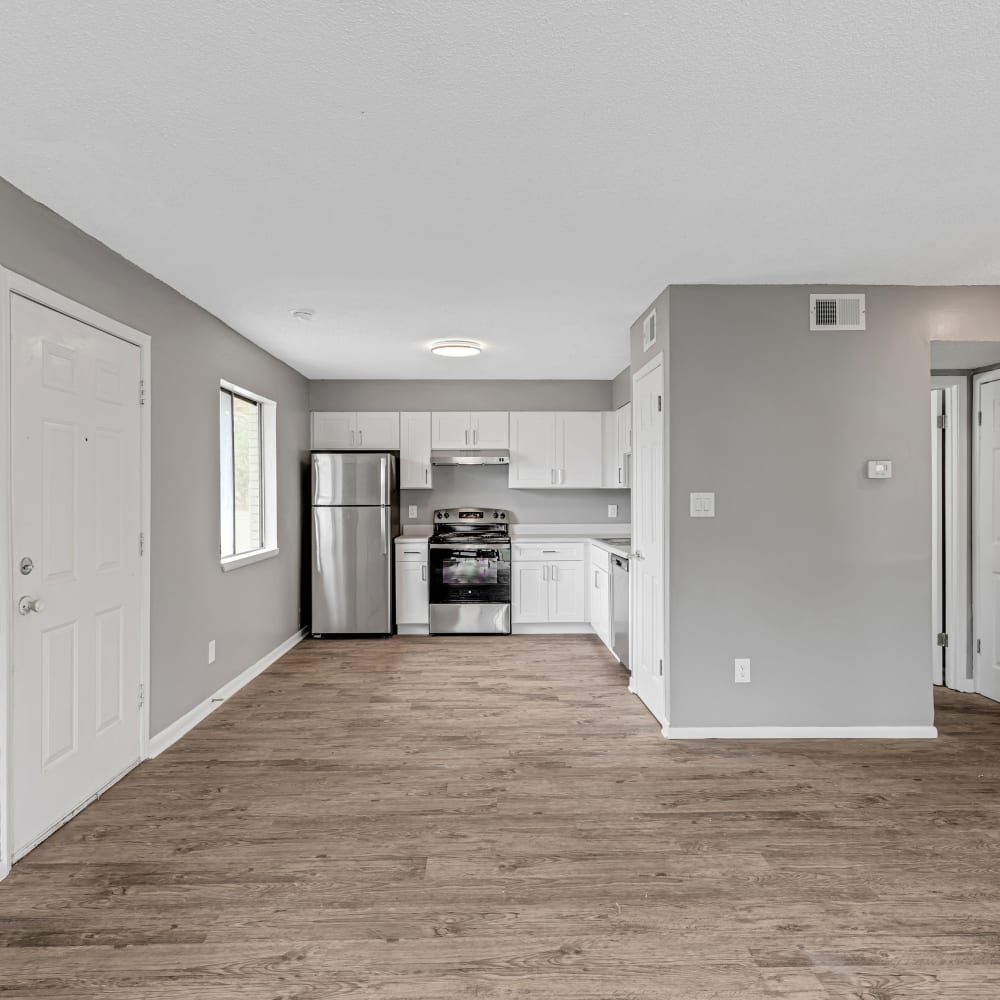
[
  {"xmin": 0, "ymin": 268, "xmax": 151, "ymax": 879},
  {"xmin": 628, "ymin": 352, "xmax": 668, "ymax": 726},
  {"xmin": 931, "ymin": 378, "xmax": 971, "ymax": 692}
]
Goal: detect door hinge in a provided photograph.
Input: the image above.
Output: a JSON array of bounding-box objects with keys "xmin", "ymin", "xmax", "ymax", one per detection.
[
  {"xmin": 977, "ymin": 638, "xmax": 982, "ymax": 654},
  {"xmin": 658, "ymin": 658, "xmax": 663, "ymax": 676},
  {"xmin": 139, "ymin": 379, "xmax": 146, "ymax": 406},
  {"xmin": 979, "ymin": 411, "xmax": 983, "ymax": 426},
  {"xmin": 138, "ymin": 682, "xmax": 145, "ymax": 709},
  {"xmin": 937, "ymin": 632, "xmax": 949, "ymax": 648},
  {"xmin": 657, "ymin": 395, "xmax": 662, "ymax": 413},
  {"xmin": 936, "ymin": 414, "xmax": 948, "ymax": 430},
  {"xmin": 139, "ymin": 532, "xmax": 145, "ymax": 557}
]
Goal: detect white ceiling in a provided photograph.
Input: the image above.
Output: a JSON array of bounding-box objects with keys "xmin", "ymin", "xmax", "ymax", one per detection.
[{"xmin": 2, "ymin": 2, "xmax": 999, "ymax": 379}]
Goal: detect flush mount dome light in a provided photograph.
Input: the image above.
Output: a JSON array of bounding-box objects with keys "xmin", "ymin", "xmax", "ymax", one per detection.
[{"xmin": 431, "ymin": 339, "xmax": 482, "ymax": 358}]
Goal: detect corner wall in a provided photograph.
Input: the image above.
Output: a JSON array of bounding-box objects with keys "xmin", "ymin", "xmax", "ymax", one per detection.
[
  {"xmin": 0, "ymin": 179, "xmax": 310, "ymax": 736},
  {"xmin": 666, "ymin": 285, "xmax": 1000, "ymax": 729}
]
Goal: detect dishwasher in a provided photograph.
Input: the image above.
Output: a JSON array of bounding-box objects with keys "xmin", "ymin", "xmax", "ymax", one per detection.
[{"xmin": 611, "ymin": 554, "xmax": 630, "ymax": 670}]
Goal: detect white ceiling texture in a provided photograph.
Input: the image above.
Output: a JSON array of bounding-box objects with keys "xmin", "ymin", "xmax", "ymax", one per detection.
[{"xmin": 1, "ymin": 2, "xmax": 999, "ymax": 379}]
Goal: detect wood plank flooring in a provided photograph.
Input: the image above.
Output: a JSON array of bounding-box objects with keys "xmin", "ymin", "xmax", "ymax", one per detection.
[{"xmin": 2, "ymin": 636, "xmax": 1000, "ymax": 998}]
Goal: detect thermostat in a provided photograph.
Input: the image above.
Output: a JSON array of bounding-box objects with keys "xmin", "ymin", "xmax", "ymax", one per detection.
[{"xmin": 867, "ymin": 460, "xmax": 892, "ymax": 479}]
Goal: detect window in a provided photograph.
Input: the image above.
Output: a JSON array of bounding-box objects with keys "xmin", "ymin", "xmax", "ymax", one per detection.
[{"xmin": 219, "ymin": 381, "xmax": 278, "ymax": 570}]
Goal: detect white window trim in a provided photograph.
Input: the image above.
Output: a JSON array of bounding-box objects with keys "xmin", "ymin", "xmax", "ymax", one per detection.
[{"xmin": 220, "ymin": 379, "xmax": 278, "ymax": 571}]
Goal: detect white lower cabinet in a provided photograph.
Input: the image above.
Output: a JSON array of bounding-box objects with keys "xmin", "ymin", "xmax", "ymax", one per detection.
[
  {"xmin": 511, "ymin": 542, "xmax": 586, "ymax": 624},
  {"xmin": 395, "ymin": 544, "xmax": 429, "ymax": 625},
  {"xmin": 590, "ymin": 565, "xmax": 611, "ymax": 644}
]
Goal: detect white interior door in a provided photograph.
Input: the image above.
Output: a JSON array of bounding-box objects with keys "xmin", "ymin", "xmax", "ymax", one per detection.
[
  {"xmin": 10, "ymin": 293, "xmax": 143, "ymax": 858},
  {"xmin": 976, "ymin": 378, "xmax": 1000, "ymax": 702},
  {"xmin": 632, "ymin": 359, "xmax": 665, "ymax": 723},
  {"xmin": 931, "ymin": 389, "xmax": 944, "ymax": 685}
]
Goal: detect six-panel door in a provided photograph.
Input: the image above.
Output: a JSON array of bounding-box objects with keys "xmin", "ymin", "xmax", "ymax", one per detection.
[{"xmin": 11, "ymin": 293, "xmax": 143, "ymax": 857}]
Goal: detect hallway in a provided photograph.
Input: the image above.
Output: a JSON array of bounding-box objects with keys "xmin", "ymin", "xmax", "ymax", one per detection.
[{"xmin": 1, "ymin": 636, "xmax": 998, "ymax": 998}]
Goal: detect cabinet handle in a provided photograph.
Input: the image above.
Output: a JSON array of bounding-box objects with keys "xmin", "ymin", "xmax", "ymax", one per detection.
[
  {"xmin": 350, "ymin": 429, "xmax": 356, "ymax": 447},
  {"xmin": 542, "ymin": 565, "xmax": 548, "ymax": 582},
  {"xmin": 551, "ymin": 564, "xmax": 558, "ymax": 582},
  {"xmin": 618, "ymin": 466, "xmax": 622, "ymax": 484},
  {"xmin": 473, "ymin": 427, "xmax": 478, "ymax": 445},
  {"xmin": 594, "ymin": 571, "xmax": 599, "ymax": 588},
  {"xmin": 541, "ymin": 549, "xmax": 558, "ymax": 554},
  {"xmin": 425, "ymin": 468, "xmax": 429, "ymax": 484},
  {"xmin": 404, "ymin": 550, "xmax": 422, "ymax": 554},
  {"xmin": 560, "ymin": 468, "xmax": 565, "ymax": 485},
  {"xmin": 358, "ymin": 429, "xmax": 363, "ymax": 447},
  {"xmin": 550, "ymin": 468, "xmax": 555, "ymax": 485},
  {"xmin": 465, "ymin": 429, "xmax": 469, "ymax": 445},
  {"xmin": 421, "ymin": 565, "xmax": 427, "ymax": 582}
]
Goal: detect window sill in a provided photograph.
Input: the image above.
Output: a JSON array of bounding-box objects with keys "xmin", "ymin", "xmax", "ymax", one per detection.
[{"xmin": 221, "ymin": 547, "xmax": 279, "ymax": 572}]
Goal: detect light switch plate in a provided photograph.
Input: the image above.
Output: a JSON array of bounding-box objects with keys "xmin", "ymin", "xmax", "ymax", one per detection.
[
  {"xmin": 408, "ymin": 505, "xmax": 418, "ymax": 519},
  {"xmin": 866, "ymin": 460, "xmax": 892, "ymax": 479},
  {"xmin": 735, "ymin": 658, "xmax": 751, "ymax": 683},
  {"xmin": 690, "ymin": 492, "xmax": 715, "ymax": 517},
  {"xmin": 607, "ymin": 504, "xmax": 618, "ymax": 518},
  {"xmin": 208, "ymin": 640, "xmax": 216, "ymax": 665}
]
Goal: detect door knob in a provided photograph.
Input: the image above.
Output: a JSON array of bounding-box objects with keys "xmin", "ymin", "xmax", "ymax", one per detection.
[
  {"xmin": 632, "ymin": 550, "xmax": 643, "ymax": 560},
  {"xmin": 18, "ymin": 596, "xmax": 45, "ymax": 616}
]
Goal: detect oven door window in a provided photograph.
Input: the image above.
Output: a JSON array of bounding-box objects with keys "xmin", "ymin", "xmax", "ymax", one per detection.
[
  {"xmin": 442, "ymin": 554, "xmax": 498, "ymax": 588},
  {"xmin": 430, "ymin": 548, "xmax": 511, "ymax": 604}
]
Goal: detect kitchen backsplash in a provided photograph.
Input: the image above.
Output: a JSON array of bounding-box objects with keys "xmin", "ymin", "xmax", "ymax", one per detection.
[{"xmin": 400, "ymin": 464, "xmax": 630, "ymax": 524}]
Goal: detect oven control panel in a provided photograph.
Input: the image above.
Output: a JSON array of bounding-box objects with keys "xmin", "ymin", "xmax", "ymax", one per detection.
[{"xmin": 434, "ymin": 507, "xmax": 509, "ymax": 522}]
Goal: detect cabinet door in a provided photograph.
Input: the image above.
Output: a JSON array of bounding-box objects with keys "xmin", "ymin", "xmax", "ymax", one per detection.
[
  {"xmin": 355, "ymin": 412, "xmax": 400, "ymax": 450},
  {"xmin": 512, "ymin": 561, "xmax": 548, "ymax": 622},
  {"xmin": 395, "ymin": 560, "xmax": 429, "ymax": 624},
  {"xmin": 432, "ymin": 411, "xmax": 472, "ymax": 449},
  {"xmin": 601, "ymin": 412, "xmax": 620, "ymax": 488},
  {"xmin": 311, "ymin": 412, "xmax": 357, "ymax": 449},
  {"xmin": 555, "ymin": 412, "xmax": 603, "ymax": 488},
  {"xmin": 618, "ymin": 402, "xmax": 632, "ymax": 454},
  {"xmin": 549, "ymin": 561, "xmax": 586, "ymax": 622},
  {"xmin": 509, "ymin": 412, "xmax": 555, "ymax": 487},
  {"xmin": 590, "ymin": 566, "xmax": 611, "ymax": 644},
  {"xmin": 470, "ymin": 411, "xmax": 509, "ymax": 448},
  {"xmin": 400, "ymin": 412, "xmax": 432, "ymax": 489}
]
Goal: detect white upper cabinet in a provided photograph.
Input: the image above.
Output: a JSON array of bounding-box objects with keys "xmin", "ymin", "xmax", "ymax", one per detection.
[
  {"xmin": 311, "ymin": 412, "xmax": 356, "ymax": 449},
  {"xmin": 509, "ymin": 412, "xmax": 556, "ymax": 487},
  {"xmin": 400, "ymin": 412, "xmax": 432, "ymax": 489},
  {"xmin": 311, "ymin": 412, "xmax": 400, "ymax": 450},
  {"xmin": 602, "ymin": 403, "xmax": 632, "ymax": 488},
  {"xmin": 431, "ymin": 411, "xmax": 509, "ymax": 449},
  {"xmin": 556, "ymin": 412, "xmax": 602, "ymax": 488},
  {"xmin": 471, "ymin": 411, "xmax": 509, "ymax": 448},
  {"xmin": 509, "ymin": 412, "xmax": 602, "ymax": 488}
]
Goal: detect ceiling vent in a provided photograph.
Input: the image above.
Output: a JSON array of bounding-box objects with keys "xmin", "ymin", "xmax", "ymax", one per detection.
[
  {"xmin": 810, "ymin": 293, "xmax": 865, "ymax": 331},
  {"xmin": 642, "ymin": 309, "xmax": 657, "ymax": 350}
]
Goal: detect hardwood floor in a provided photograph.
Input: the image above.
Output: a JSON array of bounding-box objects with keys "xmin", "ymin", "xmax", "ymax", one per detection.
[{"xmin": 2, "ymin": 636, "xmax": 1000, "ymax": 998}]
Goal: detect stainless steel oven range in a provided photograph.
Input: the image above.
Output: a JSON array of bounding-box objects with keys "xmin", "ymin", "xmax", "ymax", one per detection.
[{"xmin": 429, "ymin": 507, "xmax": 512, "ymax": 635}]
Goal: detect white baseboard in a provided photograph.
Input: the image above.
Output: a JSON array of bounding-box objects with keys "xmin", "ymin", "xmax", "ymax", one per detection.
[
  {"xmin": 147, "ymin": 627, "xmax": 307, "ymax": 759},
  {"xmin": 662, "ymin": 724, "xmax": 938, "ymax": 740},
  {"xmin": 512, "ymin": 623, "xmax": 594, "ymax": 635}
]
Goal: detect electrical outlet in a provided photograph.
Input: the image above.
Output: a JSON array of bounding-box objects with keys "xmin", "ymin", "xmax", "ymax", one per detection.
[
  {"xmin": 208, "ymin": 640, "xmax": 216, "ymax": 665},
  {"xmin": 408, "ymin": 505, "xmax": 418, "ymax": 519},
  {"xmin": 607, "ymin": 504, "xmax": 618, "ymax": 518},
  {"xmin": 735, "ymin": 658, "xmax": 750, "ymax": 683}
]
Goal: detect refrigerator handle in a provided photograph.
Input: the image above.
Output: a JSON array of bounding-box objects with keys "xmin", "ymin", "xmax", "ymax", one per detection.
[
  {"xmin": 380, "ymin": 454, "xmax": 388, "ymax": 505},
  {"xmin": 381, "ymin": 507, "xmax": 388, "ymax": 556}
]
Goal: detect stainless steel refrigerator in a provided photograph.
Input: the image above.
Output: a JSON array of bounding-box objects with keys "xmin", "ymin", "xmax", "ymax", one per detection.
[{"xmin": 311, "ymin": 452, "xmax": 399, "ymax": 637}]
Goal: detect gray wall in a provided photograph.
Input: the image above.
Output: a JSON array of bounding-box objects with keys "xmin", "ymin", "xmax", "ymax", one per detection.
[
  {"xmin": 310, "ymin": 379, "xmax": 613, "ymax": 412},
  {"xmin": 0, "ymin": 179, "xmax": 310, "ymax": 736},
  {"xmin": 315, "ymin": 379, "xmax": 630, "ymax": 525},
  {"xmin": 666, "ymin": 285, "xmax": 1000, "ymax": 729},
  {"xmin": 611, "ymin": 367, "xmax": 631, "ymax": 408}
]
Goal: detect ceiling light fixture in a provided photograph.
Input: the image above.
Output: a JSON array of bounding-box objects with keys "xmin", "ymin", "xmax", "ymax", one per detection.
[
  {"xmin": 431, "ymin": 339, "xmax": 482, "ymax": 358},
  {"xmin": 291, "ymin": 309, "xmax": 315, "ymax": 321}
]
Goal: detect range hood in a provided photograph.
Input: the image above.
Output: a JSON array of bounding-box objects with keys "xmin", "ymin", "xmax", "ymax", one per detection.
[{"xmin": 431, "ymin": 449, "xmax": 510, "ymax": 467}]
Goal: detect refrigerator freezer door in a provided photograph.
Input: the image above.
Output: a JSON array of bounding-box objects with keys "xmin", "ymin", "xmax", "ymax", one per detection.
[
  {"xmin": 312, "ymin": 505, "xmax": 392, "ymax": 634},
  {"xmin": 312, "ymin": 452, "xmax": 394, "ymax": 507}
]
